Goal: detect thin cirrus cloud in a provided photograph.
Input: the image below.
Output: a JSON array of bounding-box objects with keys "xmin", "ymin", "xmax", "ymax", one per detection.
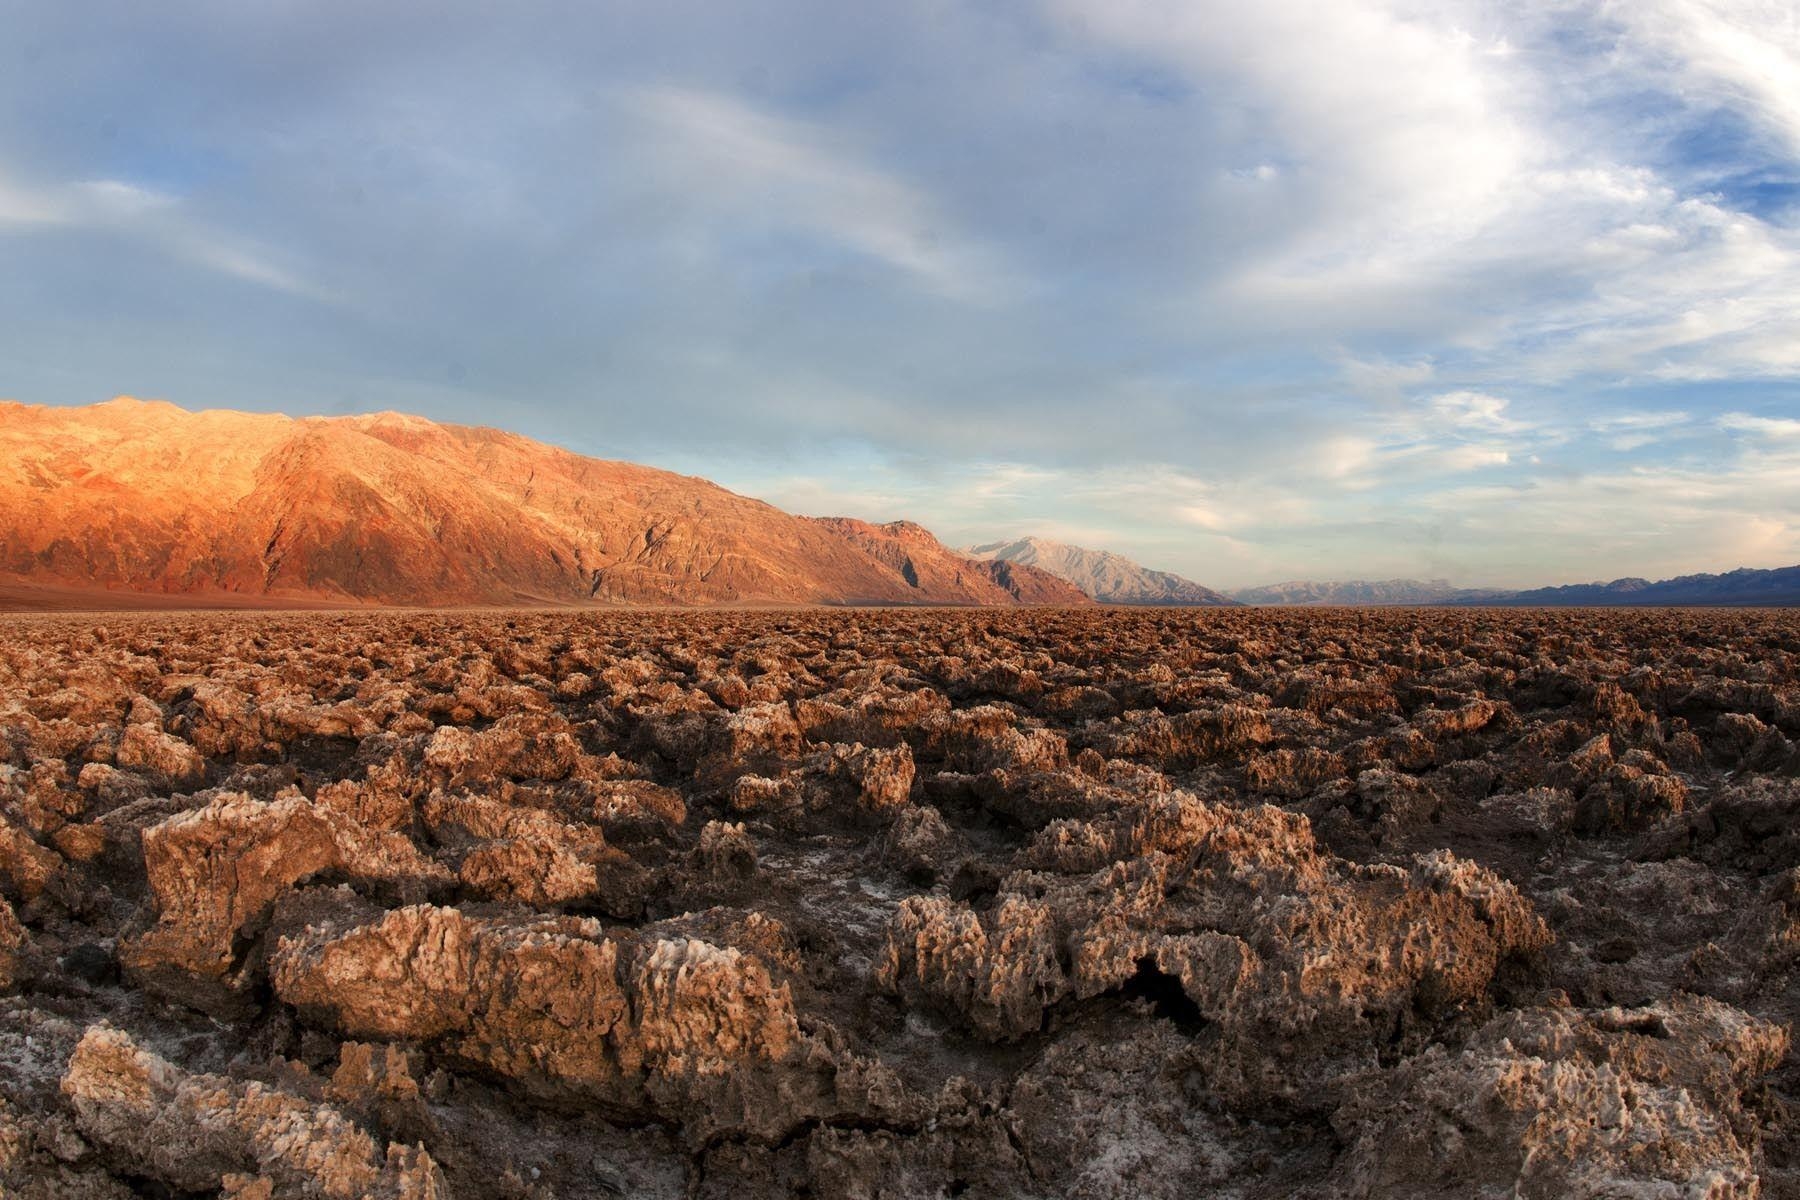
[
  {"xmin": 625, "ymin": 85, "xmax": 1012, "ymax": 304},
  {"xmin": 0, "ymin": 170, "xmax": 326, "ymax": 300},
  {"xmin": 0, "ymin": 0, "xmax": 1794, "ymax": 589},
  {"xmin": 1606, "ymin": 0, "xmax": 1800, "ymax": 157},
  {"xmin": 1589, "ymin": 409, "xmax": 1693, "ymax": 451},
  {"xmin": 1720, "ymin": 412, "xmax": 1800, "ymax": 438}
]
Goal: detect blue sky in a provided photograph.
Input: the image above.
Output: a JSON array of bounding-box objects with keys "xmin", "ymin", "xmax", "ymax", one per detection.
[{"xmin": 1, "ymin": 0, "xmax": 1797, "ymax": 589}]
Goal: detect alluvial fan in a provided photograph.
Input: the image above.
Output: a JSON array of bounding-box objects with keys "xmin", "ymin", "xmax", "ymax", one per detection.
[{"xmin": 0, "ymin": 607, "xmax": 1795, "ymax": 1198}]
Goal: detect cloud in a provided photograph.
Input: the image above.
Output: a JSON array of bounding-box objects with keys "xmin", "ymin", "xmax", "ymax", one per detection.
[
  {"xmin": 969, "ymin": 463, "xmax": 1056, "ymax": 500},
  {"xmin": 1426, "ymin": 391, "xmax": 1528, "ymax": 434},
  {"xmin": 0, "ymin": 168, "xmax": 326, "ymax": 299},
  {"xmin": 1039, "ymin": 2, "xmax": 1800, "ymax": 390},
  {"xmin": 0, "ymin": 171, "xmax": 72, "ymax": 227},
  {"xmin": 75, "ymin": 179, "xmax": 177, "ymax": 219},
  {"xmin": 1340, "ymin": 356, "xmax": 1436, "ymax": 404},
  {"xmin": 1417, "ymin": 432, "xmax": 1800, "ymax": 580},
  {"xmin": 1415, "ymin": 443, "xmax": 1512, "ymax": 472},
  {"xmin": 1588, "ymin": 408, "xmax": 1693, "ymax": 450},
  {"xmin": 1603, "ymin": 0, "xmax": 1800, "ymax": 157},
  {"xmin": 627, "ymin": 85, "xmax": 1008, "ymax": 301},
  {"xmin": 1591, "ymin": 410, "xmax": 1692, "ymax": 431},
  {"xmin": 1720, "ymin": 412, "xmax": 1800, "ymax": 438},
  {"xmin": 0, "ymin": 1, "xmax": 1794, "ymax": 588}
]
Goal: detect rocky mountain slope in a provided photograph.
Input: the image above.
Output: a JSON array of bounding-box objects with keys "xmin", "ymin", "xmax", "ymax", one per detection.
[
  {"xmin": 0, "ymin": 398, "xmax": 1084, "ymax": 608},
  {"xmin": 819, "ymin": 521, "xmax": 1090, "ymax": 607},
  {"xmin": 964, "ymin": 535, "xmax": 1236, "ymax": 606}
]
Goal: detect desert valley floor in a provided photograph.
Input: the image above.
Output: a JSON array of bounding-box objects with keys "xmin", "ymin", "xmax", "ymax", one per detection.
[{"xmin": 0, "ymin": 606, "xmax": 1795, "ymax": 1199}]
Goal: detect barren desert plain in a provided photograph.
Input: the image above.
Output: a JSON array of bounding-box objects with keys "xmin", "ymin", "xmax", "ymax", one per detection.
[{"xmin": 0, "ymin": 604, "xmax": 1792, "ymax": 1198}]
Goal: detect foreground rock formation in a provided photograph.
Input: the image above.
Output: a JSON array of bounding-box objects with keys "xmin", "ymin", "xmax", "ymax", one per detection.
[
  {"xmin": 0, "ymin": 398, "xmax": 1087, "ymax": 608},
  {"xmin": 0, "ymin": 606, "xmax": 1795, "ymax": 1197}
]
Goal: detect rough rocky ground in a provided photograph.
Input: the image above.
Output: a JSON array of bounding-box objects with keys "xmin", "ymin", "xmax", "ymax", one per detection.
[{"xmin": 0, "ymin": 606, "xmax": 1794, "ymax": 1199}]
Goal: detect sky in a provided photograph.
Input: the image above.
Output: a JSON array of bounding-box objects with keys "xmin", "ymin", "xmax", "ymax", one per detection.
[{"xmin": 1, "ymin": 1, "xmax": 1798, "ymax": 590}]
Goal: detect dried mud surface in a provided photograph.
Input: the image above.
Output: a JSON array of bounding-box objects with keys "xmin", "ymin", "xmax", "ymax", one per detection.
[{"xmin": 0, "ymin": 606, "xmax": 1795, "ymax": 1199}]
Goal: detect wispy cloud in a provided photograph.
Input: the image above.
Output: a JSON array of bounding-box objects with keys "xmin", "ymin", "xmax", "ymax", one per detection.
[
  {"xmin": 1604, "ymin": 0, "xmax": 1800, "ymax": 157},
  {"xmin": 1589, "ymin": 409, "xmax": 1693, "ymax": 450},
  {"xmin": 0, "ymin": 169, "xmax": 327, "ymax": 300},
  {"xmin": 1720, "ymin": 411, "xmax": 1800, "ymax": 438},
  {"xmin": 627, "ymin": 85, "xmax": 1009, "ymax": 302},
  {"xmin": 1426, "ymin": 391, "xmax": 1528, "ymax": 434}
]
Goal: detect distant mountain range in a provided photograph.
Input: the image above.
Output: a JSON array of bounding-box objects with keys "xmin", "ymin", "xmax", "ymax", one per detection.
[
  {"xmin": 0, "ymin": 399, "xmax": 1090, "ymax": 608},
  {"xmin": 1229, "ymin": 569, "xmax": 1800, "ymax": 607},
  {"xmin": 1470, "ymin": 566, "xmax": 1800, "ymax": 607},
  {"xmin": 4, "ymin": 399, "xmax": 1791, "ymax": 611},
  {"xmin": 1227, "ymin": 579, "xmax": 1508, "ymax": 606},
  {"xmin": 963, "ymin": 536, "xmax": 1238, "ymax": 606}
]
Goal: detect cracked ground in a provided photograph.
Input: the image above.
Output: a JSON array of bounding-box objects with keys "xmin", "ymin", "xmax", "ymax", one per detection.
[{"xmin": 0, "ymin": 606, "xmax": 1795, "ymax": 1198}]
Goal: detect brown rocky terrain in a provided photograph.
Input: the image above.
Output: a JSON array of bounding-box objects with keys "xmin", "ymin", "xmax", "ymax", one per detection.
[
  {"xmin": 0, "ymin": 605, "xmax": 1796, "ymax": 1197},
  {"xmin": 0, "ymin": 399, "xmax": 1086, "ymax": 609}
]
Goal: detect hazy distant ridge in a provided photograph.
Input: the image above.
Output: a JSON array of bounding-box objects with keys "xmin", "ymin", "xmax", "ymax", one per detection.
[
  {"xmin": 964, "ymin": 536, "xmax": 1238, "ymax": 606},
  {"xmin": 1231, "ymin": 568, "xmax": 1800, "ymax": 607},
  {"xmin": 1228, "ymin": 579, "xmax": 1508, "ymax": 606},
  {"xmin": 1474, "ymin": 565, "xmax": 1800, "ymax": 607}
]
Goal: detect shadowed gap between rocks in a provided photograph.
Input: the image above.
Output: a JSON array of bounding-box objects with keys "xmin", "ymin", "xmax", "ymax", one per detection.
[{"xmin": 1117, "ymin": 956, "xmax": 1208, "ymax": 1035}]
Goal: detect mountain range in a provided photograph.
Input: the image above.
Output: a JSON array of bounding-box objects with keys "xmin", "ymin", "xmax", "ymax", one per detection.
[
  {"xmin": 1227, "ymin": 572, "xmax": 1800, "ymax": 607},
  {"xmin": 0, "ymin": 398, "xmax": 1089, "ymax": 609},
  {"xmin": 963, "ymin": 536, "xmax": 1237, "ymax": 606},
  {"xmin": 3, "ymin": 399, "xmax": 1793, "ymax": 611},
  {"xmin": 1467, "ymin": 566, "xmax": 1800, "ymax": 607},
  {"xmin": 1226, "ymin": 579, "xmax": 1504, "ymax": 606}
]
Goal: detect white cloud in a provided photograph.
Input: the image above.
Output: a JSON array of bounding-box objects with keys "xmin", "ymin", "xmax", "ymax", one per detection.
[
  {"xmin": 1720, "ymin": 412, "xmax": 1800, "ymax": 438},
  {"xmin": 628, "ymin": 85, "xmax": 1008, "ymax": 301},
  {"xmin": 76, "ymin": 179, "xmax": 177, "ymax": 218},
  {"xmin": 970, "ymin": 464, "xmax": 1056, "ymax": 500},
  {"xmin": 1589, "ymin": 408, "xmax": 1693, "ymax": 450},
  {"xmin": 1300, "ymin": 434, "xmax": 1371, "ymax": 481},
  {"xmin": 1417, "ymin": 434, "xmax": 1800, "ymax": 580},
  {"xmin": 0, "ymin": 170, "xmax": 72, "ymax": 226},
  {"xmin": 1426, "ymin": 391, "xmax": 1527, "ymax": 433},
  {"xmin": 1591, "ymin": 410, "xmax": 1692, "ymax": 431},
  {"xmin": 0, "ymin": 168, "xmax": 325, "ymax": 300},
  {"xmin": 1340, "ymin": 355, "xmax": 1436, "ymax": 404},
  {"xmin": 1426, "ymin": 443, "xmax": 1512, "ymax": 472},
  {"xmin": 1176, "ymin": 501, "xmax": 1231, "ymax": 531},
  {"xmin": 1051, "ymin": 0, "xmax": 1535, "ymax": 234},
  {"xmin": 1603, "ymin": 0, "xmax": 1800, "ymax": 156},
  {"xmin": 1042, "ymin": 1, "xmax": 1800, "ymax": 387}
]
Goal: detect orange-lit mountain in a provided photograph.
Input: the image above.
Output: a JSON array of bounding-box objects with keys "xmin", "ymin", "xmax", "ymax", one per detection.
[
  {"xmin": 810, "ymin": 519, "xmax": 1090, "ymax": 606},
  {"xmin": 0, "ymin": 398, "xmax": 1091, "ymax": 609}
]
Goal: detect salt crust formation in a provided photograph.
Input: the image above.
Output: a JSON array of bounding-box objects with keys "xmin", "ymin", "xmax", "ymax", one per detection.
[{"xmin": 0, "ymin": 606, "xmax": 1793, "ymax": 1197}]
